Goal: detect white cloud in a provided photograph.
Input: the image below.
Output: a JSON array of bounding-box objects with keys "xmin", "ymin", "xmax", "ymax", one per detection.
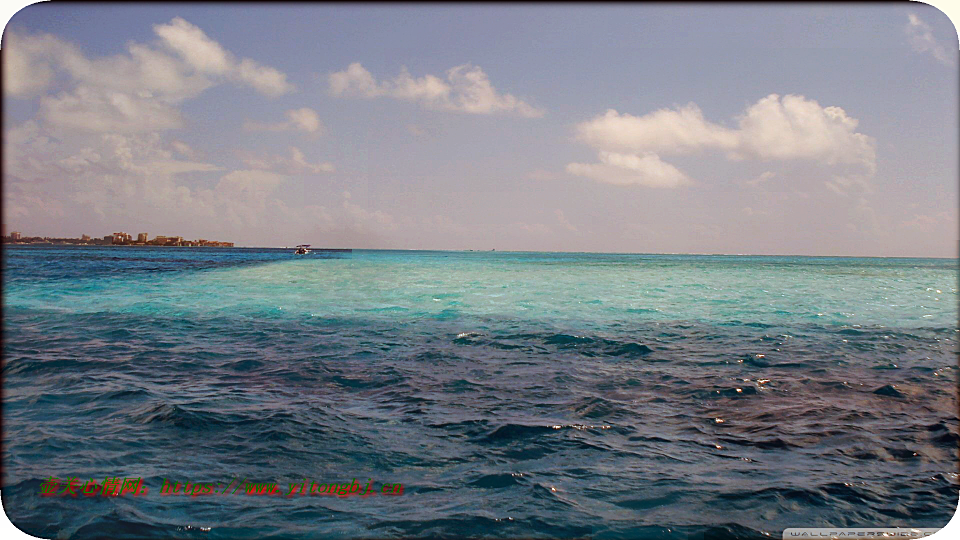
[
  {"xmin": 575, "ymin": 95, "xmax": 874, "ymax": 170},
  {"xmin": 288, "ymin": 147, "xmax": 335, "ymax": 173},
  {"xmin": 329, "ymin": 63, "xmax": 380, "ymax": 97},
  {"xmin": 4, "ymin": 18, "xmax": 293, "ymax": 134},
  {"xmin": 58, "ymin": 147, "xmax": 102, "ymax": 171},
  {"xmin": 2, "ymin": 31, "xmax": 60, "ymax": 97},
  {"xmin": 153, "ymin": 17, "xmax": 232, "ymax": 75},
  {"xmin": 824, "ymin": 174, "xmax": 872, "ymax": 196},
  {"xmin": 40, "ymin": 86, "xmax": 185, "ymax": 133},
  {"xmin": 906, "ymin": 13, "xmax": 956, "ymax": 67},
  {"xmin": 3, "ymin": 122, "xmax": 219, "ymax": 184},
  {"xmin": 244, "ymin": 107, "xmax": 324, "ymax": 134},
  {"xmin": 170, "ymin": 140, "xmax": 199, "ymax": 160},
  {"xmin": 3, "ymin": 28, "xmax": 216, "ymax": 103},
  {"xmin": 240, "ymin": 146, "xmax": 335, "ymax": 174},
  {"xmin": 566, "ymin": 151, "xmax": 691, "ymax": 188},
  {"xmin": 285, "ymin": 108, "xmax": 322, "ymax": 133},
  {"xmin": 329, "ymin": 62, "xmax": 544, "ymax": 117},
  {"xmin": 569, "ymin": 94, "xmax": 876, "ymax": 189},
  {"xmin": 575, "ymin": 104, "xmax": 737, "ymax": 155},
  {"xmin": 445, "ymin": 65, "xmax": 543, "ymax": 117},
  {"xmin": 734, "ymin": 95, "xmax": 876, "ymax": 172},
  {"xmin": 2, "ymin": 121, "xmax": 370, "ymax": 247},
  {"xmin": 235, "ymin": 58, "xmax": 295, "ymax": 97},
  {"xmin": 146, "ymin": 160, "xmax": 223, "ymax": 176},
  {"xmin": 154, "ymin": 17, "xmax": 294, "ymax": 96},
  {"xmin": 4, "ymin": 125, "xmax": 230, "ymax": 227}
]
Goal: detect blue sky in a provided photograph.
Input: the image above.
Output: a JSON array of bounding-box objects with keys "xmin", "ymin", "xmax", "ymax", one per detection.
[{"xmin": 3, "ymin": 4, "xmax": 957, "ymax": 256}]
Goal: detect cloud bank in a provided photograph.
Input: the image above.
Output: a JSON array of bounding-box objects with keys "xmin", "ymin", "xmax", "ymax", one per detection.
[
  {"xmin": 3, "ymin": 17, "xmax": 294, "ymax": 133},
  {"xmin": 1, "ymin": 18, "xmax": 359, "ymax": 246}
]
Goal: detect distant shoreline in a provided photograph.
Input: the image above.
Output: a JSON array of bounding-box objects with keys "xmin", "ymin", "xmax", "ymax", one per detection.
[
  {"xmin": 3, "ymin": 243, "xmax": 956, "ymax": 260},
  {"xmin": 3, "ymin": 242, "xmax": 234, "ymax": 248}
]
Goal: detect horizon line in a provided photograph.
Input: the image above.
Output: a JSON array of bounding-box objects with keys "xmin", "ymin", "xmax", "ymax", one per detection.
[{"xmin": 10, "ymin": 243, "xmax": 957, "ymax": 260}]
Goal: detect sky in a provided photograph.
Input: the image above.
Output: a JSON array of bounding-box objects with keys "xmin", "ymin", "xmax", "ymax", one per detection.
[{"xmin": 2, "ymin": 4, "xmax": 958, "ymax": 256}]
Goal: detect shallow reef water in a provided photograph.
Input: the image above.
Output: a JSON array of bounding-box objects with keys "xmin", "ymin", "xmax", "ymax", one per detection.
[{"xmin": 3, "ymin": 246, "xmax": 958, "ymax": 539}]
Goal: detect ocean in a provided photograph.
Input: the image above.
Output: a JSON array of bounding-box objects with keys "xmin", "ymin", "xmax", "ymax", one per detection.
[{"xmin": 2, "ymin": 246, "xmax": 957, "ymax": 539}]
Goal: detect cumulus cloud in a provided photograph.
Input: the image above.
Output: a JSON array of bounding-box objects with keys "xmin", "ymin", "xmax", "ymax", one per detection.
[
  {"xmin": 239, "ymin": 146, "xmax": 335, "ymax": 174},
  {"xmin": 906, "ymin": 13, "xmax": 956, "ymax": 67},
  {"xmin": 244, "ymin": 107, "xmax": 324, "ymax": 134},
  {"xmin": 566, "ymin": 151, "xmax": 691, "ymax": 188},
  {"xmin": 235, "ymin": 58, "xmax": 295, "ymax": 97},
  {"xmin": 576, "ymin": 104, "xmax": 737, "ymax": 155},
  {"xmin": 152, "ymin": 17, "xmax": 231, "ymax": 75},
  {"xmin": 40, "ymin": 86, "xmax": 185, "ymax": 133},
  {"xmin": 285, "ymin": 108, "xmax": 322, "ymax": 133},
  {"xmin": 3, "ymin": 122, "xmax": 219, "ymax": 185},
  {"xmin": 569, "ymin": 94, "xmax": 876, "ymax": 189},
  {"xmin": 4, "ymin": 18, "xmax": 293, "ymax": 133},
  {"xmin": 153, "ymin": 17, "xmax": 294, "ymax": 95},
  {"xmin": 5, "ymin": 124, "xmax": 225, "ymax": 224},
  {"xmin": 2, "ymin": 120, "xmax": 357, "ymax": 245},
  {"xmin": 734, "ymin": 94, "xmax": 876, "ymax": 172},
  {"xmin": 2, "ymin": 31, "xmax": 62, "ymax": 97},
  {"xmin": 329, "ymin": 62, "xmax": 544, "ymax": 117},
  {"xmin": 575, "ymin": 95, "xmax": 874, "ymax": 169}
]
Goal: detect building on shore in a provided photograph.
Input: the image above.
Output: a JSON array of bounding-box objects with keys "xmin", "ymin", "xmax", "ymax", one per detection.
[
  {"xmin": 149, "ymin": 235, "xmax": 184, "ymax": 246},
  {"xmin": 4, "ymin": 230, "xmax": 231, "ymax": 247}
]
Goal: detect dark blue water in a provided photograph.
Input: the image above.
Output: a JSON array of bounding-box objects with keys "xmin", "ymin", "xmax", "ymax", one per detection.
[{"xmin": 3, "ymin": 246, "xmax": 958, "ymax": 539}]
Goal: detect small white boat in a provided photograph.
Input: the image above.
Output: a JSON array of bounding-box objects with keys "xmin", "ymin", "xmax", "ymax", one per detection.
[{"xmin": 294, "ymin": 244, "xmax": 311, "ymax": 255}]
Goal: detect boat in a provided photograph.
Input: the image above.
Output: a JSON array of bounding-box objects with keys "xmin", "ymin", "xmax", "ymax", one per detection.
[{"xmin": 294, "ymin": 244, "xmax": 311, "ymax": 255}]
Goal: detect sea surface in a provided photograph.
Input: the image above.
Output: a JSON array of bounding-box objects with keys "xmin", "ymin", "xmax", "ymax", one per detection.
[{"xmin": 2, "ymin": 246, "xmax": 958, "ymax": 539}]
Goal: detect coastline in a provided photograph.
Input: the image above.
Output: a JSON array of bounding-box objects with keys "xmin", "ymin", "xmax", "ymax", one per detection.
[{"xmin": 2, "ymin": 243, "xmax": 957, "ymax": 260}]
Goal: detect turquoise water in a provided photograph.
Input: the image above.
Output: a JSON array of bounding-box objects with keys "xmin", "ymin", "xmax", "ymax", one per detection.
[{"xmin": 3, "ymin": 246, "xmax": 958, "ymax": 539}]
